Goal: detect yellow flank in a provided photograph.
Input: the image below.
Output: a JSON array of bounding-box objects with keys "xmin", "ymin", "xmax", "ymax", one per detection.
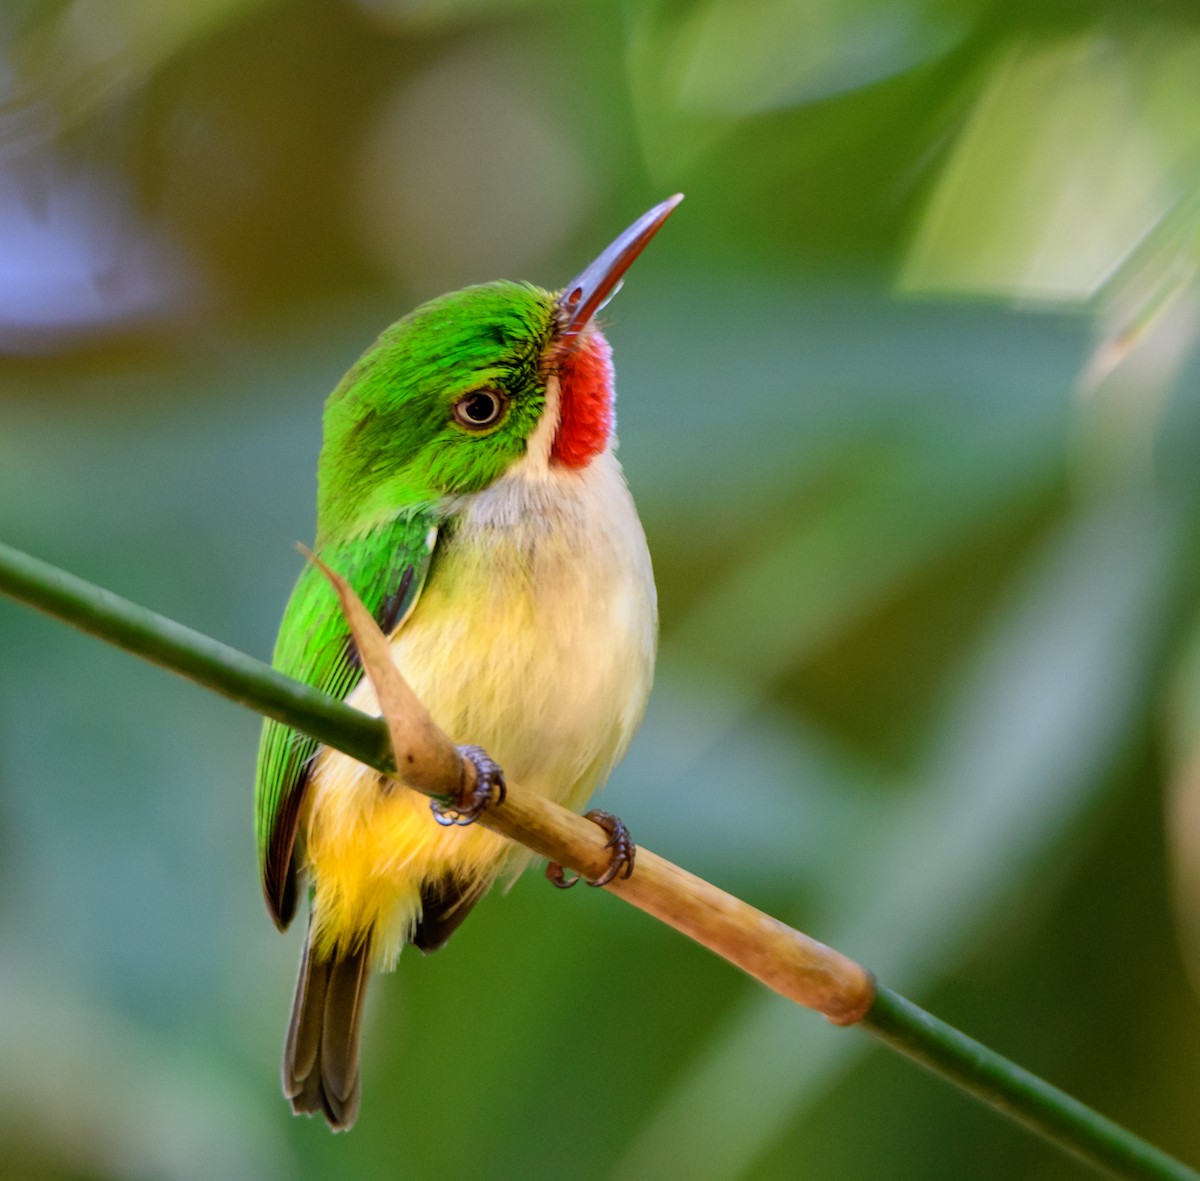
[{"xmin": 302, "ymin": 449, "xmax": 656, "ymax": 968}]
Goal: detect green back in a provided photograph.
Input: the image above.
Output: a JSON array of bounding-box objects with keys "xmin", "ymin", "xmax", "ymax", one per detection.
[{"xmin": 254, "ymin": 511, "xmax": 436, "ymax": 926}]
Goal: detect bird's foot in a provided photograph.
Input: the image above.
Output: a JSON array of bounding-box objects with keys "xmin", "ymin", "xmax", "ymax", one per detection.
[
  {"xmin": 546, "ymin": 810, "xmax": 636, "ymax": 889},
  {"xmin": 430, "ymin": 746, "xmax": 507, "ymax": 827}
]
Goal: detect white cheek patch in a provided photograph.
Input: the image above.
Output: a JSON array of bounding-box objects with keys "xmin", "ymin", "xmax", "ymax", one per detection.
[{"xmin": 511, "ymin": 372, "xmax": 561, "ymax": 481}]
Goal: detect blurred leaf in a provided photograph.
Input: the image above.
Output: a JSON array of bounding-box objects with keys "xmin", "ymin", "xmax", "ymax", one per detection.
[
  {"xmin": 623, "ymin": 0, "xmax": 974, "ymax": 179},
  {"xmin": 1073, "ymin": 284, "xmax": 1200, "ymax": 499},
  {"xmin": 624, "ymin": 3, "xmax": 739, "ymax": 178},
  {"xmin": 667, "ymin": 0, "xmax": 973, "ymax": 116},
  {"xmin": 1077, "ymin": 180, "xmax": 1200, "ymax": 404},
  {"xmin": 901, "ymin": 30, "xmax": 1200, "ymax": 302},
  {"xmin": 4, "ymin": 0, "xmax": 277, "ymax": 150},
  {"xmin": 347, "ymin": 0, "xmax": 554, "ymax": 31}
]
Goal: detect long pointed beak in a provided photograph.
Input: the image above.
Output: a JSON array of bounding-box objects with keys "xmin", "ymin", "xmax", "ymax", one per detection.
[{"xmin": 557, "ymin": 194, "xmax": 683, "ymax": 340}]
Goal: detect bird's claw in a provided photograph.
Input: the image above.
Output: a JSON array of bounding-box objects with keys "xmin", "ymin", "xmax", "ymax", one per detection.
[
  {"xmin": 546, "ymin": 809, "xmax": 635, "ymax": 888},
  {"xmin": 430, "ymin": 746, "xmax": 507, "ymax": 827}
]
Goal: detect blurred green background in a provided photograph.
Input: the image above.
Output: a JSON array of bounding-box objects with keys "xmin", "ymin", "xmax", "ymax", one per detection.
[{"xmin": 3, "ymin": 1, "xmax": 1200, "ymax": 1177}]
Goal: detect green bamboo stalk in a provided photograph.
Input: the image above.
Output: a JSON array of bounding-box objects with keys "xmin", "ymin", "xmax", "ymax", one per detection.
[
  {"xmin": 0, "ymin": 536, "xmax": 1194, "ymax": 1181},
  {"xmin": 864, "ymin": 987, "xmax": 1197, "ymax": 1180},
  {"xmin": 0, "ymin": 539, "xmax": 394, "ymax": 775}
]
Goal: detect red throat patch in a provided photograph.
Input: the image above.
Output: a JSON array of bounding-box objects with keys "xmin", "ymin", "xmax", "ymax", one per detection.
[{"xmin": 551, "ymin": 331, "xmax": 614, "ymax": 469}]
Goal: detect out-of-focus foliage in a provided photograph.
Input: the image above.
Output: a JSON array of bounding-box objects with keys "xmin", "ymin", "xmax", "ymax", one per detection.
[{"xmin": 2, "ymin": 1, "xmax": 1200, "ymax": 1178}]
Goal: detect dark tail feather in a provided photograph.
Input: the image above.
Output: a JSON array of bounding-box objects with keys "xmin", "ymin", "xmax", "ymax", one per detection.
[
  {"xmin": 412, "ymin": 876, "xmax": 481, "ymax": 953},
  {"xmin": 282, "ymin": 922, "xmax": 371, "ymax": 1131}
]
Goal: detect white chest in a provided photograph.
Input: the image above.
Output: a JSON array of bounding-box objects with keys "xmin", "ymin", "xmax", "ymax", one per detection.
[{"xmin": 346, "ymin": 450, "xmax": 657, "ymax": 804}]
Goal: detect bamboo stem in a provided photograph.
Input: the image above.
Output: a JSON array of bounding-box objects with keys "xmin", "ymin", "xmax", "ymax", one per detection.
[
  {"xmin": 0, "ymin": 535, "xmax": 1195, "ymax": 1180},
  {"xmin": 864, "ymin": 988, "xmax": 1199, "ymax": 1181},
  {"xmin": 0, "ymin": 539, "xmax": 391, "ymax": 771}
]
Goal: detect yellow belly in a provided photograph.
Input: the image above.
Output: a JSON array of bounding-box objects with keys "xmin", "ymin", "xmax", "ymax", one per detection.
[{"xmin": 302, "ymin": 456, "xmax": 656, "ymax": 967}]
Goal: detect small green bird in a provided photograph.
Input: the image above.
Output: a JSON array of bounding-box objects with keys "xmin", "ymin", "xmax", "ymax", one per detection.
[{"xmin": 254, "ymin": 196, "xmax": 681, "ymax": 1129}]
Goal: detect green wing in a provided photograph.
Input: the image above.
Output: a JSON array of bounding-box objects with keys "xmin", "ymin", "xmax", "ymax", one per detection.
[{"xmin": 255, "ymin": 509, "xmax": 438, "ymax": 928}]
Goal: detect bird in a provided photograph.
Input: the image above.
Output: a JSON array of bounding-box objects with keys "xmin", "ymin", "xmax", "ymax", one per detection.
[{"xmin": 254, "ymin": 195, "xmax": 681, "ymax": 1130}]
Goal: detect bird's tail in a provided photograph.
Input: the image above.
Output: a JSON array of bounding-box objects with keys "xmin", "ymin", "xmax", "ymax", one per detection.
[{"xmin": 282, "ymin": 920, "xmax": 371, "ymax": 1131}]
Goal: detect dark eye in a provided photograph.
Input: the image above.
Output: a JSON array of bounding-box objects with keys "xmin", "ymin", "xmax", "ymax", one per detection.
[{"xmin": 452, "ymin": 389, "xmax": 507, "ymax": 430}]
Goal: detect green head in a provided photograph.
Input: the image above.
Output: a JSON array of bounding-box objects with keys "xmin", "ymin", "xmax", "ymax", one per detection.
[
  {"xmin": 315, "ymin": 196, "xmax": 683, "ymax": 542},
  {"xmin": 318, "ymin": 281, "xmax": 555, "ymax": 538}
]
